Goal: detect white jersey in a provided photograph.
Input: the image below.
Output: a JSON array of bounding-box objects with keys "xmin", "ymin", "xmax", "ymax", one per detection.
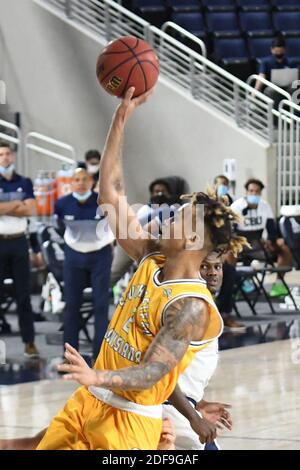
[
  {"xmin": 177, "ymin": 339, "xmax": 219, "ymax": 403},
  {"xmin": 163, "ymin": 339, "xmax": 219, "ymax": 450},
  {"xmin": 231, "ymin": 197, "xmax": 274, "ymax": 233}
]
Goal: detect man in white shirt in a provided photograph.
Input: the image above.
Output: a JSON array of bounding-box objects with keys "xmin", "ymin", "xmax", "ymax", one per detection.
[{"xmin": 231, "ymin": 178, "xmax": 293, "ymax": 297}]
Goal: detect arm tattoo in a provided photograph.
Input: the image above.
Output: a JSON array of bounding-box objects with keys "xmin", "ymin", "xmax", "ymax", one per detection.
[{"xmin": 95, "ymin": 297, "xmax": 208, "ymax": 391}]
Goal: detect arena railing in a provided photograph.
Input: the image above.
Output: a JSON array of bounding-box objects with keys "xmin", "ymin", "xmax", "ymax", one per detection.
[
  {"xmin": 34, "ymin": 0, "xmax": 276, "ymax": 144},
  {"xmin": 277, "ymin": 100, "xmax": 300, "ymax": 209},
  {"xmin": 25, "ymin": 132, "xmax": 76, "ymax": 176},
  {"xmin": 161, "ymin": 21, "xmax": 207, "ymax": 58},
  {"xmin": 0, "ymin": 118, "xmax": 23, "ymax": 172}
]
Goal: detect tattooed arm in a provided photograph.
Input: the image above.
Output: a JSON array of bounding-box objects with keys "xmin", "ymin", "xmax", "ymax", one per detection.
[
  {"xmin": 58, "ymin": 297, "xmax": 209, "ymax": 390},
  {"xmin": 98, "ymin": 87, "xmax": 156, "ymax": 261}
]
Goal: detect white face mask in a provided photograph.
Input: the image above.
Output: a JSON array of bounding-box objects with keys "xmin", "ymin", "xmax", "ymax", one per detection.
[
  {"xmin": 87, "ymin": 164, "xmax": 99, "ymax": 175},
  {"xmin": 0, "ymin": 163, "xmax": 15, "ymax": 176},
  {"xmin": 72, "ymin": 190, "xmax": 92, "ymax": 202}
]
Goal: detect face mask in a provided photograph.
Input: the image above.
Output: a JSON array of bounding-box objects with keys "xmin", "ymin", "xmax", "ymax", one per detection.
[
  {"xmin": 87, "ymin": 164, "xmax": 99, "ymax": 175},
  {"xmin": 217, "ymin": 185, "xmax": 228, "ymax": 197},
  {"xmin": 247, "ymin": 195, "xmax": 261, "ymax": 206},
  {"xmin": 275, "ymin": 53, "xmax": 284, "ymax": 60},
  {"xmin": 150, "ymin": 193, "xmax": 171, "ymax": 205},
  {"xmin": 0, "ymin": 163, "xmax": 15, "ymax": 175},
  {"xmin": 72, "ymin": 190, "xmax": 92, "ymax": 202}
]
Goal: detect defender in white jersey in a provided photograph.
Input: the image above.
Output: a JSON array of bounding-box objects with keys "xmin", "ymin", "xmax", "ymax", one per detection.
[{"xmin": 163, "ymin": 252, "xmax": 232, "ymax": 450}]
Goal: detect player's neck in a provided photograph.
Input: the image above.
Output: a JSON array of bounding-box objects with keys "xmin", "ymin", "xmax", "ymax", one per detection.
[{"xmin": 161, "ymin": 252, "xmax": 205, "ymax": 282}]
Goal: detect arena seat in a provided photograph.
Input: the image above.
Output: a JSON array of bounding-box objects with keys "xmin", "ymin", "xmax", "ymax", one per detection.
[
  {"xmin": 273, "ymin": 11, "xmax": 300, "ymax": 37},
  {"xmin": 206, "ymin": 11, "xmax": 240, "ymax": 37},
  {"xmin": 239, "ymin": 11, "xmax": 274, "ymax": 37}
]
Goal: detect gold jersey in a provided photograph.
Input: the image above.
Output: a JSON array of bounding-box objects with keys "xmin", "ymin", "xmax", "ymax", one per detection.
[{"xmin": 94, "ymin": 252, "xmax": 223, "ymax": 405}]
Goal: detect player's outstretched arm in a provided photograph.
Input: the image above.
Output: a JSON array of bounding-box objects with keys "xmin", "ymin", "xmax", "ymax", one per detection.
[
  {"xmin": 58, "ymin": 297, "xmax": 208, "ymax": 390},
  {"xmin": 168, "ymin": 384, "xmax": 217, "ymax": 444},
  {"xmin": 98, "ymin": 87, "xmax": 156, "ymax": 261}
]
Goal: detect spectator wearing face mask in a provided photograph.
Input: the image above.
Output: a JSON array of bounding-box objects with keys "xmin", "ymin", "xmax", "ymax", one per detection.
[
  {"xmin": 54, "ymin": 168, "xmax": 113, "ymax": 358},
  {"xmin": 214, "ymin": 175, "xmax": 233, "ymax": 205},
  {"xmin": 85, "ymin": 149, "xmax": 101, "ymax": 188},
  {"xmin": 231, "ymin": 178, "xmax": 293, "ymax": 298},
  {"xmin": 0, "ymin": 142, "xmax": 38, "ymax": 357},
  {"xmin": 254, "ymin": 36, "xmax": 298, "ymax": 110}
]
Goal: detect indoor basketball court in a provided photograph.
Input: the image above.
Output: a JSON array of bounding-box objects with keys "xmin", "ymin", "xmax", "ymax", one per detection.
[{"xmin": 1, "ymin": 0, "xmax": 300, "ymax": 453}]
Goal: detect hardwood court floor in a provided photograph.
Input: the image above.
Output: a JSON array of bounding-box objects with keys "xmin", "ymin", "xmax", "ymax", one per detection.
[{"xmin": 0, "ymin": 339, "xmax": 300, "ymax": 450}]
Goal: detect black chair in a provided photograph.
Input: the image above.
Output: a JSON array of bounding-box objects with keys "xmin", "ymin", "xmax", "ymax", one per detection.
[
  {"xmin": 236, "ymin": 229, "xmax": 298, "ymax": 312},
  {"xmin": 279, "ymin": 207, "xmax": 300, "ymax": 269},
  {"xmin": 0, "ymin": 270, "xmax": 14, "ymax": 334},
  {"xmin": 41, "ymin": 240, "xmax": 94, "ymax": 344}
]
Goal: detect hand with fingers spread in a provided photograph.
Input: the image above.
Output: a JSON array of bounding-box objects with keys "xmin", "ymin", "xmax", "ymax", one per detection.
[
  {"xmin": 116, "ymin": 86, "xmax": 155, "ymax": 125},
  {"xmin": 196, "ymin": 400, "xmax": 233, "ymax": 431},
  {"xmin": 57, "ymin": 343, "xmax": 100, "ymax": 387}
]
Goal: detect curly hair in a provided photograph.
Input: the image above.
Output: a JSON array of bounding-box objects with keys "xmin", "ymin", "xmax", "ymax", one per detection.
[{"xmin": 180, "ymin": 189, "xmax": 249, "ymax": 257}]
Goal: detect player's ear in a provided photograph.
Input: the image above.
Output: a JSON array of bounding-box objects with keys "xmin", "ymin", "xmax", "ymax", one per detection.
[{"xmin": 185, "ymin": 233, "xmax": 203, "ymax": 251}]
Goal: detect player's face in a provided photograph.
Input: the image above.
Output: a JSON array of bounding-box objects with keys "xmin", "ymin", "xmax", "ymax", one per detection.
[
  {"xmin": 200, "ymin": 253, "xmax": 223, "ymax": 294},
  {"xmin": 159, "ymin": 203, "xmax": 206, "ymax": 253},
  {"xmin": 72, "ymin": 170, "xmax": 92, "ymax": 194},
  {"xmin": 0, "ymin": 146, "xmax": 14, "ymax": 168}
]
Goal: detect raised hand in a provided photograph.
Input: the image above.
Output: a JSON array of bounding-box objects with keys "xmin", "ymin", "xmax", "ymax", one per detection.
[
  {"xmin": 116, "ymin": 86, "xmax": 155, "ymax": 124},
  {"xmin": 57, "ymin": 343, "xmax": 99, "ymax": 387}
]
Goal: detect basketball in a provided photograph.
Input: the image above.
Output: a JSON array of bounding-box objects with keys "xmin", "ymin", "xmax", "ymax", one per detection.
[{"xmin": 96, "ymin": 36, "xmax": 160, "ymax": 98}]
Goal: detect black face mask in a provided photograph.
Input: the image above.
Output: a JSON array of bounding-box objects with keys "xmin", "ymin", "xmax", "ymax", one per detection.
[
  {"xmin": 150, "ymin": 194, "xmax": 172, "ymax": 205},
  {"xmin": 275, "ymin": 53, "xmax": 285, "ymax": 60}
]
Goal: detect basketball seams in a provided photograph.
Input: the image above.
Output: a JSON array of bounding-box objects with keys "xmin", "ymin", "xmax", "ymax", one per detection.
[
  {"xmin": 98, "ymin": 49, "xmax": 157, "ymax": 84},
  {"xmin": 100, "ymin": 38, "xmax": 140, "ymax": 56},
  {"xmin": 119, "ymin": 61, "xmax": 141, "ymax": 98}
]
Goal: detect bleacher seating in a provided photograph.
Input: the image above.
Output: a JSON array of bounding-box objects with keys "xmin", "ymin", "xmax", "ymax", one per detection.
[
  {"xmin": 237, "ymin": 0, "xmax": 271, "ymax": 12},
  {"xmin": 202, "ymin": 0, "xmax": 236, "ymax": 12},
  {"xmin": 287, "ymin": 37, "xmax": 300, "ymax": 64},
  {"xmin": 239, "ymin": 11, "xmax": 274, "ymax": 37},
  {"xmin": 168, "ymin": 0, "xmax": 201, "ymax": 13},
  {"xmin": 206, "ymin": 11, "xmax": 240, "ymax": 37},
  {"xmin": 124, "ymin": 0, "xmax": 300, "ymax": 79}
]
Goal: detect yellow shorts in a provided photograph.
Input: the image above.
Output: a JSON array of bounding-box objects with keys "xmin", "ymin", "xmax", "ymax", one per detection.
[{"xmin": 36, "ymin": 386, "xmax": 162, "ymax": 450}]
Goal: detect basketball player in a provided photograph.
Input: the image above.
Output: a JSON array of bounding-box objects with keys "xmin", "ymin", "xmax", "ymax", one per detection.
[
  {"xmin": 34, "ymin": 87, "xmax": 245, "ymax": 450},
  {"xmin": 164, "ymin": 251, "xmax": 232, "ymax": 450},
  {"xmin": 0, "ymin": 253, "xmax": 229, "ymax": 451}
]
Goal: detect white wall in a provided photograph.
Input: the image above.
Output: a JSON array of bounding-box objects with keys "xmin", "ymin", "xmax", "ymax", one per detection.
[{"xmin": 0, "ymin": 0, "xmax": 276, "ymax": 208}]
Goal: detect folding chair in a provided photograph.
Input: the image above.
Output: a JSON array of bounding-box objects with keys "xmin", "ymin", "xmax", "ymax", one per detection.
[
  {"xmin": 236, "ymin": 229, "xmax": 297, "ymax": 313},
  {"xmin": 279, "ymin": 205, "xmax": 300, "ymax": 269}
]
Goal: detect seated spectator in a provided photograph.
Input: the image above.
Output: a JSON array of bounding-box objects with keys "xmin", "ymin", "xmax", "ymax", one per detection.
[
  {"xmin": 0, "ymin": 142, "xmax": 38, "ymax": 357},
  {"xmin": 78, "ymin": 150, "xmax": 101, "ymax": 190},
  {"xmin": 231, "ymin": 178, "xmax": 293, "ymax": 297},
  {"xmin": 54, "ymin": 167, "xmax": 113, "ymax": 359},
  {"xmin": 214, "ymin": 174, "xmax": 234, "ymax": 204},
  {"xmin": 254, "ymin": 36, "xmax": 298, "ymax": 109},
  {"xmin": 85, "ymin": 149, "xmax": 101, "ymax": 187}
]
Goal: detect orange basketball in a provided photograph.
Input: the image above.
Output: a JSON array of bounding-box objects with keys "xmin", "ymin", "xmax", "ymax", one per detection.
[{"xmin": 96, "ymin": 36, "xmax": 160, "ymax": 98}]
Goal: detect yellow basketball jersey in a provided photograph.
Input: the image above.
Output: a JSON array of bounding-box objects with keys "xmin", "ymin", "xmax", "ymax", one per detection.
[{"xmin": 94, "ymin": 252, "xmax": 223, "ymax": 405}]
